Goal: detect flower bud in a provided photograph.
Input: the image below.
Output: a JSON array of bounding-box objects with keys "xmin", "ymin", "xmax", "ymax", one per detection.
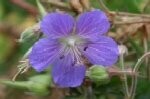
[
  {"xmin": 19, "ymin": 24, "xmax": 40, "ymax": 44},
  {"xmin": 118, "ymin": 45, "xmax": 128, "ymax": 55},
  {"xmin": 1, "ymin": 74, "xmax": 53, "ymax": 96},
  {"xmin": 27, "ymin": 74, "xmax": 53, "ymax": 96},
  {"xmin": 27, "ymin": 80, "xmax": 49, "ymax": 96},
  {"xmin": 87, "ymin": 65, "xmax": 110, "ymax": 85}
]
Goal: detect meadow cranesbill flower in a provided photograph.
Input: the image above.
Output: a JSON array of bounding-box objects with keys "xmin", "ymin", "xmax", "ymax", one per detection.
[{"xmin": 29, "ymin": 10, "xmax": 119, "ymax": 87}]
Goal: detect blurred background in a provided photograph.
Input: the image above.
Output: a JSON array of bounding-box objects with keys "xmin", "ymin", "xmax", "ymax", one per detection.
[
  {"xmin": 0, "ymin": 0, "xmax": 150, "ymax": 99},
  {"xmin": 0, "ymin": 0, "xmax": 37, "ymax": 99}
]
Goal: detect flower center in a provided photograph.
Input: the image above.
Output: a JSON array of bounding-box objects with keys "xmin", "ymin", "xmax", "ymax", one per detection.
[
  {"xmin": 67, "ymin": 37, "xmax": 76, "ymax": 46},
  {"xmin": 59, "ymin": 35, "xmax": 85, "ymax": 64},
  {"xmin": 60, "ymin": 35, "xmax": 84, "ymax": 47}
]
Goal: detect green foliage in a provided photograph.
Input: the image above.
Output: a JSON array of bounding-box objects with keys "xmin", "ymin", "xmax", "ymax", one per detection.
[
  {"xmin": 91, "ymin": 0, "xmax": 150, "ymax": 13},
  {"xmin": 0, "ymin": 34, "xmax": 13, "ymax": 62},
  {"xmin": 1, "ymin": 74, "xmax": 52, "ymax": 96},
  {"xmin": 0, "ymin": 0, "xmax": 36, "ymax": 21}
]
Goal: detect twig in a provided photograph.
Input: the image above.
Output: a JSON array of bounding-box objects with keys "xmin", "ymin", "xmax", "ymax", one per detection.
[
  {"xmin": 42, "ymin": 0, "xmax": 150, "ymax": 25},
  {"xmin": 69, "ymin": 0, "xmax": 83, "ymax": 13},
  {"xmin": 80, "ymin": 0, "xmax": 91, "ymax": 11},
  {"xmin": 97, "ymin": 0, "xmax": 109, "ymax": 13},
  {"xmin": 114, "ymin": 21, "xmax": 150, "ymax": 25},
  {"xmin": 110, "ymin": 11, "xmax": 150, "ymax": 18},
  {"xmin": 96, "ymin": 0, "xmax": 150, "ymax": 24},
  {"xmin": 143, "ymin": 33, "xmax": 149, "ymax": 80},
  {"xmin": 113, "ymin": 15, "xmax": 150, "ymax": 24},
  {"xmin": 41, "ymin": 0, "xmax": 72, "ymax": 11},
  {"xmin": 107, "ymin": 66, "xmax": 139, "ymax": 77}
]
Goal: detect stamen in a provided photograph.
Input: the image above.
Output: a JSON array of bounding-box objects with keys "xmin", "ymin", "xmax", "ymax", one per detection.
[
  {"xmin": 58, "ymin": 35, "xmax": 86, "ymax": 65},
  {"xmin": 71, "ymin": 46, "xmax": 83, "ymax": 65}
]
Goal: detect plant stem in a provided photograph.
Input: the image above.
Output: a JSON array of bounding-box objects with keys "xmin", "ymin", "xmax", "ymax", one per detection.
[
  {"xmin": 84, "ymin": 85, "xmax": 94, "ymax": 99},
  {"xmin": 119, "ymin": 54, "xmax": 130, "ymax": 99},
  {"xmin": 130, "ymin": 52, "xmax": 150, "ymax": 99}
]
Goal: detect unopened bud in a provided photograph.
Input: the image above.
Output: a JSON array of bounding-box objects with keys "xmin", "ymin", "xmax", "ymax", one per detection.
[
  {"xmin": 28, "ymin": 74, "xmax": 53, "ymax": 95},
  {"xmin": 27, "ymin": 81, "xmax": 49, "ymax": 96},
  {"xmin": 118, "ymin": 45, "xmax": 128, "ymax": 55},
  {"xmin": 87, "ymin": 65, "xmax": 110, "ymax": 85},
  {"xmin": 19, "ymin": 24, "xmax": 40, "ymax": 43}
]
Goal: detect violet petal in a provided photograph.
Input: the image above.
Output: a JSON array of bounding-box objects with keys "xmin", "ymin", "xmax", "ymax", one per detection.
[
  {"xmin": 76, "ymin": 10, "xmax": 110, "ymax": 40},
  {"xmin": 29, "ymin": 38, "xmax": 62, "ymax": 72},
  {"xmin": 52, "ymin": 54, "xmax": 86, "ymax": 87},
  {"xmin": 81, "ymin": 36, "xmax": 118, "ymax": 66},
  {"xmin": 41, "ymin": 13, "xmax": 74, "ymax": 38}
]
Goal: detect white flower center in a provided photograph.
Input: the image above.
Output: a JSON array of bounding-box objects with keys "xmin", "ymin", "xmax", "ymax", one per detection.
[
  {"xmin": 60, "ymin": 35, "xmax": 84, "ymax": 47},
  {"xmin": 59, "ymin": 35, "xmax": 86, "ymax": 64},
  {"xmin": 67, "ymin": 37, "xmax": 76, "ymax": 46}
]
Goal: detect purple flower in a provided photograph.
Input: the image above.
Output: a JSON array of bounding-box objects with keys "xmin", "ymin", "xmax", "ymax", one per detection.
[{"xmin": 29, "ymin": 10, "xmax": 118, "ymax": 87}]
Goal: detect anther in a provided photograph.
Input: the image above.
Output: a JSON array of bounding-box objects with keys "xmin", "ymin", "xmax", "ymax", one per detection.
[
  {"xmin": 84, "ymin": 46, "xmax": 88, "ymax": 51},
  {"xmin": 60, "ymin": 55, "xmax": 65, "ymax": 59}
]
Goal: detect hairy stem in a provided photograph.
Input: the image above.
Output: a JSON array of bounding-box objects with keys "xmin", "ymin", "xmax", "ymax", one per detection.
[
  {"xmin": 119, "ymin": 54, "xmax": 130, "ymax": 99},
  {"xmin": 130, "ymin": 52, "xmax": 150, "ymax": 99}
]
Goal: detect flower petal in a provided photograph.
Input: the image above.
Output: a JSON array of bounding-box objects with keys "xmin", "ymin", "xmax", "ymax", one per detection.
[
  {"xmin": 52, "ymin": 54, "xmax": 86, "ymax": 87},
  {"xmin": 41, "ymin": 13, "xmax": 74, "ymax": 38},
  {"xmin": 29, "ymin": 38, "xmax": 62, "ymax": 72},
  {"xmin": 76, "ymin": 10, "xmax": 110, "ymax": 39},
  {"xmin": 81, "ymin": 36, "xmax": 118, "ymax": 66}
]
